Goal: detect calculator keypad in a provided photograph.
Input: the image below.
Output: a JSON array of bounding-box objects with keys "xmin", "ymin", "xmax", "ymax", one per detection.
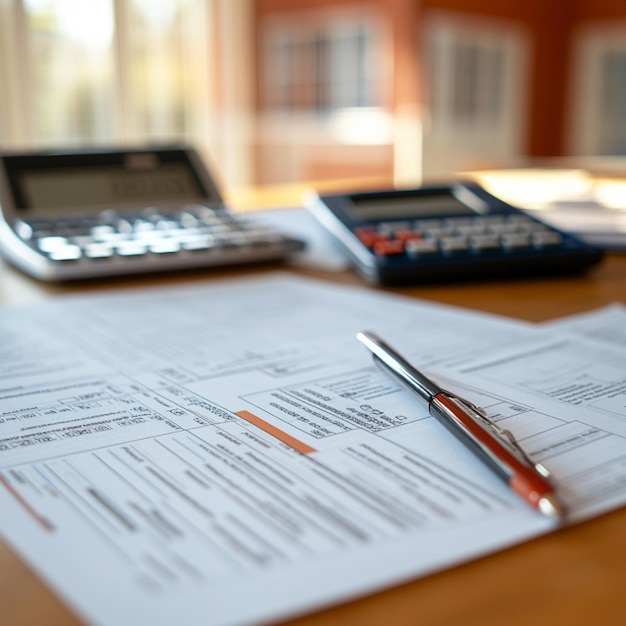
[
  {"xmin": 17, "ymin": 204, "xmax": 295, "ymax": 266},
  {"xmin": 356, "ymin": 214, "xmax": 563, "ymax": 259}
]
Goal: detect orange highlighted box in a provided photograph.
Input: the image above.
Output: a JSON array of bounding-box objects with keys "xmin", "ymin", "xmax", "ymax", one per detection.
[{"xmin": 236, "ymin": 410, "xmax": 317, "ymax": 454}]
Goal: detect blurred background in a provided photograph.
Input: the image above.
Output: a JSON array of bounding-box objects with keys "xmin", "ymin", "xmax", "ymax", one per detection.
[{"xmin": 1, "ymin": 0, "xmax": 625, "ymax": 191}]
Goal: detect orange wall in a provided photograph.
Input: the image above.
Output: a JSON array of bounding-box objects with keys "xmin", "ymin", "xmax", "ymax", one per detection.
[
  {"xmin": 573, "ymin": 0, "xmax": 626, "ymax": 20},
  {"xmin": 255, "ymin": 0, "xmax": 626, "ymax": 161}
]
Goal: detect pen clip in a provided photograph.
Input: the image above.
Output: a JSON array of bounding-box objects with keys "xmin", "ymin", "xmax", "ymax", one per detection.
[{"xmin": 443, "ymin": 390, "xmax": 551, "ymax": 479}]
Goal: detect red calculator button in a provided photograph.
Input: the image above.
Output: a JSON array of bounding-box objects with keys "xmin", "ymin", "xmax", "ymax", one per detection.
[
  {"xmin": 373, "ymin": 240, "xmax": 405, "ymax": 256},
  {"xmin": 355, "ymin": 228, "xmax": 388, "ymax": 248}
]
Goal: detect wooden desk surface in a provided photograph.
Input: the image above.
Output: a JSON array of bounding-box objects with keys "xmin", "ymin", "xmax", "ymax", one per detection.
[{"xmin": 0, "ymin": 209, "xmax": 625, "ymax": 626}]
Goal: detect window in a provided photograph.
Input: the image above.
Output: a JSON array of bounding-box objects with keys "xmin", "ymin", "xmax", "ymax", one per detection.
[
  {"xmin": 599, "ymin": 50, "xmax": 626, "ymax": 154},
  {"xmin": 450, "ymin": 41, "xmax": 504, "ymax": 127},
  {"xmin": 426, "ymin": 19, "xmax": 512, "ymax": 131},
  {"xmin": 569, "ymin": 23, "xmax": 626, "ymax": 156},
  {"xmin": 0, "ymin": 0, "xmax": 253, "ymax": 187},
  {"xmin": 262, "ymin": 13, "xmax": 380, "ymax": 115},
  {"xmin": 256, "ymin": 8, "xmax": 391, "ymax": 185},
  {"xmin": 421, "ymin": 13, "xmax": 529, "ymax": 177},
  {"xmin": 21, "ymin": 0, "xmax": 115, "ymax": 143}
]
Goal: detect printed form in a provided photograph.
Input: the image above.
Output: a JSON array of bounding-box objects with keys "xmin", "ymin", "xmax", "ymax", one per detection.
[{"xmin": 0, "ymin": 275, "xmax": 625, "ymax": 626}]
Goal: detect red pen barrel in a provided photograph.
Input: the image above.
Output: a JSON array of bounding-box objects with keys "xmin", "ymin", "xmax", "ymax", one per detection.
[{"xmin": 430, "ymin": 393, "xmax": 561, "ymax": 514}]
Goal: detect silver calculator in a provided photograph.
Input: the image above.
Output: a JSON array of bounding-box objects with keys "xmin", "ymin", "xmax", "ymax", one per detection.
[{"xmin": 0, "ymin": 146, "xmax": 304, "ymax": 281}]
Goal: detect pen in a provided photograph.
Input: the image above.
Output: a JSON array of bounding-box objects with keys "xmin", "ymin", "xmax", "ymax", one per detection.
[{"xmin": 356, "ymin": 331, "xmax": 567, "ymax": 520}]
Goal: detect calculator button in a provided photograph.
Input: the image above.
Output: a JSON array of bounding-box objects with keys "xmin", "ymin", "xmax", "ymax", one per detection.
[
  {"xmin": 523, "ymin": 222, "xmax": 552, "ymax": 233},
  {"xmin": 95, "ymin": 232, "xmax": 133, "ymax": 244},
  {"xmin": 355, "ymin": 229, "xmax": 389, "ymax": 248},
  {"xmin": 70, "ymin": 235, "xmax": 95, "ymax": 247},
  {"xmin": 133, "ymin": 229, "xmax": 164, "ymax": 242},
  {"xmin": 37, "ymin": 236, "xmax": 69, "ymax": 252},
  {"xmin": 116, "ymin": 218, "xmax": 133, "ymax": 234},
  {"xmin": 506, "ymin": 215, "xmax": 535, "ymax": 227},
  {"xmin": 439, "ymin": 236, "xmax": 469, "ymax": 254},
  {"xmin": 156, "ymin": 219, "xmax": 180, "ymax": 231},
  {"xmin": 181, "ymin": 237, "xmax": 214, "ymax": 251},
  {"xmin": 373, "ymin": 239, "xmax": 405, "ymax": 256},
  {"xmin": 149, "ymin": 239, "xmax": 181, "ymax": 254},
  {"xmin": 394, "ymin": 230, "xmax": 422, "ymax": 242},
  {"xmin": 178, "ymin": 211, "xmax": 200, "ymax": 228},
  {"xmin": 115, "ymin": 241, "xmax": 148, "ymax": 256},
  {"xmin": 133, "ymin": 219, "xmax": 155, "ymax": 232},
  {"xmin": 487, "ymin": 223, "xmax": 521, "ymax": 235},
  {"xmin": 48, "ymin": 245, "xmax": 82, "ymax": 261},
  {"xmin": 532, "ymin": 231, "xmax": 563, "ymax": 247},
  {"xmin": 405, "ymin": 239, "xmax": 439, "ymax": 256},
  {"xmin": 181, "ymin": 203, "xmax": 209, "ymax": 215},
  {"xmin": 83, "ymin": 243, "xmax": 114, "ymax": 259},
  {"xmin": 501, "ymin": 233, "xmax": 531, "ymax": 249},
  {"xmin": 480, "ymin": 216, "xmax": 505, "ymax": 226},
  {"xmin": 423, "ymin": 226, "xmax": 456, "ymax": 239},
  {"xmin": 469, "ymin": 234, "xmax": 501, "ymax": 251},
  {"xmin": 196, "ymin": 207, "xmax": 220, "ymax": 222},
  {"xmin": 97, "ymin": 209, "xmax": 120, "ymax": 223},
  {"xmin": 378, "ymin": 221, "xmax": 412, "ymax": 234},
  {"xmin": 455, "ymin": 223, "xmax": 487, "ymax": 236},
  {"xmin": 91, "ymin": 224, "xmax": 116, "ymax": 238},
  {"xmin": 415, "ymin": 218, "xmax": 443, "ymax": 230},
  {"xmin": 15, "ymin": 220, "xmax": 34, "ymax": 240},
  {"xmin": 445, "ymin": 217, "xmax": 475, "ymax": 228}
]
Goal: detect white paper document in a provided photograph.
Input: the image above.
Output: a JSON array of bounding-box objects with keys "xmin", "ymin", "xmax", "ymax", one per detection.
[
  {"xmin": 542, "ymin": 302, "xmax": 626, "ymax": 348},
  {"xmin": 0, "ymin": 275, "xmax": 625, "ymax": 626}
]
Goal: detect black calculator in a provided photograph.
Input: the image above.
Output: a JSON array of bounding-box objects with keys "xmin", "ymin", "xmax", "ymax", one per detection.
[
  {"xmin": 0, "ymin": 146, "xmax": 304, "ymax": 281},
  {"xmin": 305, "ymin": 183, "xmax": 604, "ymax": 285}
]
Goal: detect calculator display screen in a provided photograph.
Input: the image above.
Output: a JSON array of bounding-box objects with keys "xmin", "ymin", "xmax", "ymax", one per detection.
[
  {"xmin": 2, "ymin": 149, "xmax": 215, "ymax": 213},
  {"xmin": 348, "ymin": 191, "xmax": 477, "ymax": 221},
  {"xmin": 15, "ymin": 163, "xmax": 205, "ymax": 211}
]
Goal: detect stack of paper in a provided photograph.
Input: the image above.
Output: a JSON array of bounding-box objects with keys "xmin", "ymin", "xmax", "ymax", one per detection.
[{"xmin": 0, "ymin": 274, "xmax": 624, "ymax": 625}]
